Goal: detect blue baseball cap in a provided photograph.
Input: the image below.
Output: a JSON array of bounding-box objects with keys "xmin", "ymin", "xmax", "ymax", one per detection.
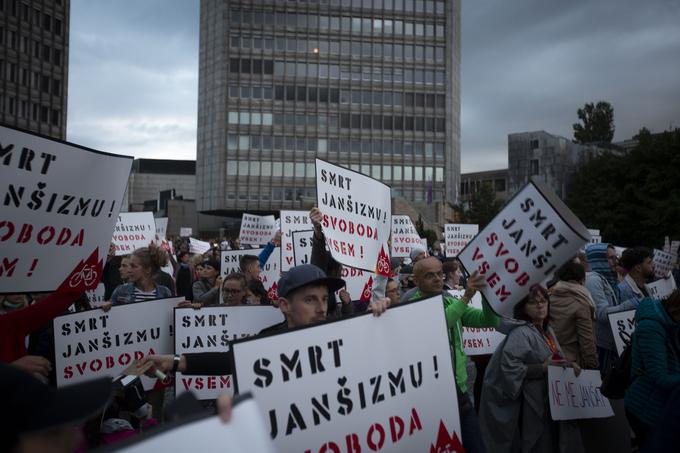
[{"xmin": 278, "ymin": 264, "xmax": 345, "ymax": 298}]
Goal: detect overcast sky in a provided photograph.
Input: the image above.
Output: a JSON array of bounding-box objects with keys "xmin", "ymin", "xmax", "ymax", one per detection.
[{"xmin": 67, "ymin": 0, "xmax": 680, "ymax": 173}]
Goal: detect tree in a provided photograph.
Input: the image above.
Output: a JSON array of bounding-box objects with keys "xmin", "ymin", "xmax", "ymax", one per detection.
[
  {"xmin": 415, "ymin": 214, "xmax": 438, "ymax": 248},
  {"xmin": 567, "ymin": 128, "xmax": 680, "ymax": 247},
  {"xmin": 456, "ymin": 182, "xmax": 503, "ymax": 229},
  {"xmin": 572, "ymin": 101, "xmax": 615, "ymax": 144}
]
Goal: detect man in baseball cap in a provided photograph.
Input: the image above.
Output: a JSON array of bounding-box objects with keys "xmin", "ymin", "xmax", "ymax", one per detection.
[{"xmin": 1, "ymin": 363, "xmax": 112, "ymax": 452}]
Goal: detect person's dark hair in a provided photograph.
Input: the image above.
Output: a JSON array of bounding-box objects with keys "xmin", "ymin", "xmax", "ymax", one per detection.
[
  {"xmin": 222, "ymin": 272, "xmax": 247, "ymax": 290},
  {"xmin": 132, "ymin": 244, "xmax": 167, "ymax": 273},
  {"xmin": 513, "ymin": 284, "xmax": 551, "ymax": 330},
  {"xmin": 239, "ymin": 255, "xmax": 259, "ymax": 272},
  {"xmin": 326, "ymin": 257, "xmax": 343, "ymax": 278},
  {"xmin": 556, "ymin": 260, "xmax": 586, "ymax": 283},
  {"xmin": 177, "ymin": 251, "xmax": 189, "ymax": 261},
  {"xmin": 442, "ymin": 259, "xmax": 460, "ymax": 275},
  {"xmin": 620, "ymin": 247, "xmax": 653, "ymax": 272},
  {"xmin": 247, "ymin": 279, "xmax": 269, "ymax": 304}
]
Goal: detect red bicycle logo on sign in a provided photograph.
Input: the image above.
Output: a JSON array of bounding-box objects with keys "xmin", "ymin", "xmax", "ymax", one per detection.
[{"xmin": 68, "ymin": 264, "xmax": 98, "ymax": 288}]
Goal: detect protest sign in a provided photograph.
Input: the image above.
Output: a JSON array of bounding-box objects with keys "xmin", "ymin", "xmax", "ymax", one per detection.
[
  {"xmin": 0, "ymin": 125, "xmax": 132, "ymax": 293},
  {"xmin": 647, "ymin": 275, "xmax": 676, "ymax": 300},
  {"xmin": 448, "ymin": 290, "xmax": 505, "ymax": 356},
  {"xmin": 339, "ymin": 266, "xmax": 375, "ymax": 302},
  {"xmin": 155, "ymin": 217, "xmax": 168, "ymax": 239},
  {"xmin": 444, "ymin": 224, "xmax": 479, "ymax": 258},
  {"xmin": 391, "ymin": 215, "xmax": 427, "ymax": 258},
  {"xmin": 221, "ymin": 248, "xmax": 281, "ymax": 301},
  {"xmin": 179, "ymin": 227, "xmax": 192, "ymax": 237},
  {"xmin": 457, "ymin": 179, "xmax": 590, "ymax": 317},
  {"xmin": 292, "ymin": 230, "xmax": 314, "ymax": 266},
  {"xmin": 230, "ymin": 296, "xmax": 462, "ymax": 453},
  {"xmin": 280, "ymin": 210, "xmax": 313, "ymax": 271},
  {"xmin": 110, "ymin": 394, "xmax": 277, "ymax": 453},
  {"xmin": 190, "ymin": 237, "xmax": 212, "ymax": 255},
  {"xmin": 54, "ymin": 297, "xmax": 182, "ymax": 389},
  {"xmin": 316, "ymin": 159, "xmax": 392, "ymax": 276},
  {"xmin": 239, "ymin": 213, "xmax": 277, "ymax": 246},
  {"xmin": 112, "ymin": 212, "xmax": 156, "ymax": 256},
  {"xmin": 548, "ymin": 367, "xmax": 613, "ymax": 420},
  {"xmin": 608, "ymin": 310, "xmax": 636, "ymax": 356},
  {"xmin": 174, "ymin": 306, "xmax": 284, "ymax": 399},
  {"xmin": 85, "ymin": 282, "xmax": 106, "ymax": 308},
  {"xmin": 653, "ymin": 249, "xmax": 676, "ymax": 279},
  {"xmin": 671, "ymin": 240, "xmax": 680, "ymax": 256}
]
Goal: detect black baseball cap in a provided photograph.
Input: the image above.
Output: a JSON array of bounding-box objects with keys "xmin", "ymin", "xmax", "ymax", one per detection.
[
  {"xmin": 278, "ymin": 264, "xmax": 345, "ymax": 298},
  {"xmin": 1, "ymin": 363, "xmax": 113, "ymax": 449}
]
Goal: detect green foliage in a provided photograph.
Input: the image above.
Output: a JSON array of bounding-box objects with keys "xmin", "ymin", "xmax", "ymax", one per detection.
[
  {"xmin": 457, "ymin": 182, "xmax": 504, "ymax": 229},
  {"xmin": 573, "ymin": 101, "xmax": 615, "ymax": 143},
  {"xmin": 566, "ymin": 128, "xmax": 680, "ymax": 247}
]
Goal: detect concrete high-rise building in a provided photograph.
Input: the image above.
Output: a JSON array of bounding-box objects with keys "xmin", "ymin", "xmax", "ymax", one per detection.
[
  {"xmin": 197, "ymin": 0, "xmax": 461, "ymax": 216},
  {"xmin": 0, "ymin": 0, "xmax": 69, "ymax": 139}
]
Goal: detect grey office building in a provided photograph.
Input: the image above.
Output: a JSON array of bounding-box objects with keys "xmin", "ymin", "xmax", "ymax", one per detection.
[
  {"xmin": 197, "ymin": 0, "xmax": 460, "ymax": 215},
  {"xmin": 0, "ymin": 0, "xmax": 69, "ymax": 139}
]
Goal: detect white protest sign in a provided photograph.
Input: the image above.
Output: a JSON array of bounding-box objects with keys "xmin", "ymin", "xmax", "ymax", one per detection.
[
  {"xmin": 448, "ymin": 290, "xmax": 505, "ymax": 356},
  {"xmin": 174, "ymin": 306, "xmax": 284, "ymax": 400},
  {"xmin": 53, "ymin": 297, "xmax": 182, "ymax": 389},
  {"xmin": 231, "ymin": 296, "xmax": 463, "ymax": 453},
  {"xmin": 112, "ymin": 212, "xmax": 156, "ymax": 256},
  {"xmin": 671, "ymin": 240, "xmax": 680, "ymax": 256},
  {"xmin": 112, "ymin": 395, "xmax": 277, "ymax": 453},
  {"xmin": 190, "ymin": 237, "xmax": 212, "ymax": 255},
  {"xmin": 155, "ymin": 217, "xmax": 168, "ymax": 239},
  {"xmin": 316, "ymin": 159, "xmax": 392, "ymax": 276},
  {"xmin": 548, "ymin": 367, "xmax": 614, "ymax": 420},
  {"xmin": 458, "ymin": 180, "xmax": 590, "ymax": 317},
  {"xmin": 239, "ymin": 213, "xmax": 276, "ymax": 246},
  {"xmin": 587, "ymin": 229, "xmax": 600, "ymax": 236},
  {"xmin": 653, "ymin": 249, "xmax": 676, "ymax": 280},
  {"xmin": 444, "ymin": 224, "xmax": 479, "ymax": 258},
  {"xmin": 221, "ymin": 248, "xmax": 281, "ymax": 302},
  {"xmin": 180, "ymin": 227, "xmax": 192, "ymax": 237},
  {"xmin": 0, "ymin": 125, "xmax": 132, "ymax": 293},
  {"xmin": 647, "ymin": 275, "xmax": 676, "ymax": 300},
  {"xmin": 340, "ymin": 266, "xmax": 375, "ymax": 302},
  {"xmin": 85, "ymin": 282, "xmax": 106, "ymax": 308},
  {"xmin": 391, "ymin": 215, "xmax": 427, "ymax": 258},
  {"xmin": 292, "ymin": 230, "xmax": 314, "ymax": 266},
  {"xmin": 608, "ymin": 310, "xmax": 636, "ymax": 356},
  {"xmin": 587, "ymin": 229, "xmax": 602, "ymax": 244},
  {"xmin": 280, "ymin": 210, "xmax": 313, "ymax": 271}
]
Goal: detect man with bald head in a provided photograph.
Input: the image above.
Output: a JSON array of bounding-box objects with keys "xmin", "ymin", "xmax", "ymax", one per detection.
[{"xmin": 411, "ymin": 256, "xmax": 499, "ymax": 453}]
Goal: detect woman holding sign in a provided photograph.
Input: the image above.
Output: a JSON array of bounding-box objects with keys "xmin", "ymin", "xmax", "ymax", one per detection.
[{"xmin": 479, "ymin": 285, "xmax": 583, "ymax": 452}]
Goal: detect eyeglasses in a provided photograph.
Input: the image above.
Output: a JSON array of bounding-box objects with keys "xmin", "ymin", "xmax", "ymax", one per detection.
[
  {"xmin": 526, "ymin": 297, "xmax": 548, "ymax": 306},
  {"xmin": 223, "ymin": 288, "xmax": 243, "ymax": 295}
]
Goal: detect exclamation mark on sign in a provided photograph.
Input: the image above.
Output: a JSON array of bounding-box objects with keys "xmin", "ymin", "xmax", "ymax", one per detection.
[
  {"xmin": 26, "ymin": 259, "xmax": 38, "ymax": 277},
  {"xmin": 360, "ymin": 245, "xmax": 364, "ymax": 259},
  {"xmin": 169, "ymin": 323, "xmax": 174, "ymax": 336},
  {"xmin": 433, "ymin": 355, "xmax": 439, "ymax": 379},
  {"xmin": 108, "ymin": 200, "xmax": 116, "ymax": 218}
]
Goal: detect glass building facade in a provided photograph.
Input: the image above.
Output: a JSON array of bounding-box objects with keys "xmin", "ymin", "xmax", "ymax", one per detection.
[{"xmin": 197, "ymin": 0, "xmax": 460, "ymax": 214}]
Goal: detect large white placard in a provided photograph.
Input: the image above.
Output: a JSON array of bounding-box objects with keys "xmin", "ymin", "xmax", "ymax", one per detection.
[
  {"xmin": 608, "ymin": 309, "xmax": 636, "ymax": 356},
  {"xmin": 457, "ymin": 180, "xmax": 590, "ymax": 317},
  {"xmin": 53, "ymin": 297, "xmax": 182, "ymax": 388},
  {"xmin": 316, "ymin": 159, "xmax": 392, "ymax": 276},
  {"xmin": 221, "ymin": 248, "xmax": 281, "ymax": 302},
  {"xmin": 190, "ymin": 237, "xmax": 212, "ymax": 255},
  {"xmin": 0, "ymin": 125, "xmax": 132, "ymax": 293},
  {"xmin": 239, "ymin": 213, "xmax": 277, "ymax": 246},
  {"xmin": 112, "ymin": 212, "xmax": 156, "ymax": 256},
  {"xmin": 113, "ymin": 395, "xmax": 277, "ymax": 453},
  {"xmin": 391, "ymin": 215, "xmax": 427, "ymax": 258},
  {"xmin": 155, "ymin": 217, "xmax": 168, "ymax": 239},
  {"xmin": 448, "ymin": 290, "xmax": 505, "ymax": 356},
  {"xmin": 280, "ymin": 210, "xmax": 313, "ymax": 271},
  {"xmin": 444, "ymin": 224, "xmax": 479, "ymax": 258},
  {"xmin": 291, "ymin": 230, "xmax": 314, "ymax": 266},
  {"xmin": 548, "ymin": 367, "xmax": 614, "ymax": 420},
  {"xmin": 231, "ymin": 296, "xmax": 462, "ymax": 453},
  {"xmin": 174, "ymin": 306, "xmax": 284, "ymax": 400},
  {"xmin": 647, "ymin": 275, "xmax": 677, "ymax": 300},
  {"xmin": 653, "ymin": 249, "xmax": 677, "ymax": 280}
]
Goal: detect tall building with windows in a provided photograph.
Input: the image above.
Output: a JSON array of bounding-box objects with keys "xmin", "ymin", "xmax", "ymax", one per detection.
[
  {"xmin": 0, "ymin": 0, "xmax": 69, "ymax": 139},
  {"xmin": 197, "ymin": 0, "xmax": 460, "ymax": 215}
]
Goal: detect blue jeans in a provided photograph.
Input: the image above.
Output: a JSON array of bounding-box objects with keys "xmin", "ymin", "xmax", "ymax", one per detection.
[{"xmin": 459, "ymin": 393, "xmax": 487, "ymax": 453}]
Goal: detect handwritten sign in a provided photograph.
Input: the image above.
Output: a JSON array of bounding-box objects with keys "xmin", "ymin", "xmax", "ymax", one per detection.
[
  {"xmin": 457, "ymin": 179, "xmax": 590, "ymax": 317},
  {"xmin": 0, "ymin": 125, "xmax": 132, "ymax": 293},
  {"xmin": 608, "ymin": 310, "xmax": 636, "ymax": 356},
  {"xmin": 239, "ymin": 213, "xmax": 277, "ymax": 246},
  {"xmin": 444, "ymin": 224, "xmax": 479, "ymax": 258},
  {"xmin": 280, "ymin": 210, "xmax": 313, "ymax": 271},
  {"xmin": 548, "ymin": 367, "xmax": 613, "ymax": 420},
  {"xmin": 391, "ymin": 215, "xmax": 427, "ymax": 258}
]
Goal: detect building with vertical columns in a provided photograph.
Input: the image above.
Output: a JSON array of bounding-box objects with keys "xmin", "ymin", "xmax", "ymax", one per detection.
[
  {"xmin": 0, "ymin": 0, "xmax": 69, "ymax": 139},
  {"xmin": 197, "ymin": 0, "xmax": 460, "ymax": 216}
]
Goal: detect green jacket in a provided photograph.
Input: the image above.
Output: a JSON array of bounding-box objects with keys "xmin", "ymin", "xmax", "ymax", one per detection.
[{"xmin": 410, "ymin": 290, "xmax": 499, "ymax": 392}]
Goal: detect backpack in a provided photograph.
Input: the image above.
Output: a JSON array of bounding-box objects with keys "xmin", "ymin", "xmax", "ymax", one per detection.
[{"xmin": 600, "ymin": 340, "xmax": 636, "ymax": 399}]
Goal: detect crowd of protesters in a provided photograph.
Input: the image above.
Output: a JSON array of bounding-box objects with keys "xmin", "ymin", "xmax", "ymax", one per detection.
[{"xmin": 2, "ymin": 206, "xmax": 680, "ymax": 453}]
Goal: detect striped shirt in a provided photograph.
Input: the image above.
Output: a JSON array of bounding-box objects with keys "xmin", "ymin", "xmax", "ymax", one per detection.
[{"xmin": 133, "ymin": 288, "xmax": 159, "ymax": 302}]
